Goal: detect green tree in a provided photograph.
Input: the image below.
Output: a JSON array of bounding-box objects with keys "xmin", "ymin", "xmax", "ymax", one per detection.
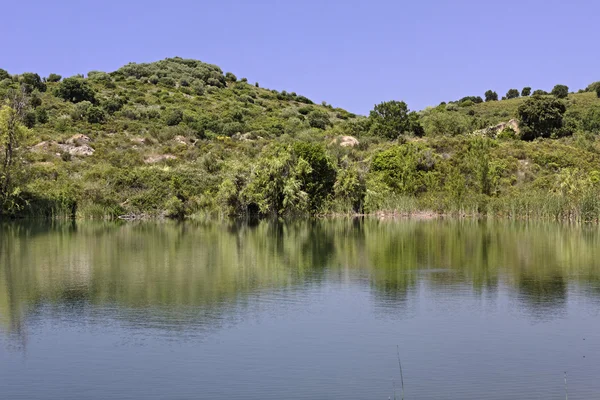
[
  {"xmin": 0, "ymin": 89, "xmax": 30, "ymax": 211},
  {"xmin": 521, "ymin": 87, "xmax": 532, "ymax": 96},
  {"xmin": 506, "ymin": 89, "xmax": 520, "ymax": 99},
  {"xmin": 551, "ymin": 84, "xmax": 569, "ymax": 99},
  {"xmin": 54, "ymin": 77, "xmax": 97, "ymax": 103},
  {"xmin": 517, "ymin": 96, "xmax": 567, "ymax": 140},
  {"xmin": 21, "ymin": 73, "xmax": 46, "ymax": 93},
  {"xmin": 596, "ymin": 87, "xmax": 600, "ymax": 99},
  {"xmin": 292, "ymin": 142, "xmax": 337, "ymax": 212},
  {"xmin": 0, "ymin": 69, "xmax": 9, "ymax": 81},
  {"xmin": 46, "ymin": 73, "xmax": 62, "ymax": 83},
  {"xmin": 225, "ymin": 72, "xmax": 237, "ymax": 82},
  {"xmin": 369, "ymin": 100, "xmax": 421, "ymax": 139},
  {"xmin": 532, "ymin": 89, "xmax": 548, "ymax": 96},
  {"xmin": 484, "ymin": 90, "xmax": 498, "ymax": 102}
]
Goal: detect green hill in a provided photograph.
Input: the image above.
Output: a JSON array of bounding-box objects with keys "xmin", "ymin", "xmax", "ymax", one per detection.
[{"xmin": 1, "ymin": 57, "xmax": 600, "ymax": 221}]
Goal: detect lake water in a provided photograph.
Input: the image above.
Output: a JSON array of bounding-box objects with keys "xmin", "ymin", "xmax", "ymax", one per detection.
[{"xmin": 1, "ymin": 220, "xmax": 600, "ymax": 399}]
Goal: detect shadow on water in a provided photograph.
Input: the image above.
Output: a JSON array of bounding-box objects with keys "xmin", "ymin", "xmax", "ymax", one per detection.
[{"xmin": 2, "ymin": 219, "xmax": 600, "ymax": 343}]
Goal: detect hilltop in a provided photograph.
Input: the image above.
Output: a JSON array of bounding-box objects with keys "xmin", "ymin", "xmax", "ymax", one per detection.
[{"xmin": 1, "ymin": 57, "xmax": 600, "ymax": 221}]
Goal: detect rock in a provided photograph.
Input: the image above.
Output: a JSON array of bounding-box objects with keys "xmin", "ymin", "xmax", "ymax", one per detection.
[
  {"xmin": 31, "ymin": 141, "xmax": 56, "ymax": 152},
  {"xmin": 67, "ymin": 144, "xmax": 95, "ymax": 156},
  {"xmin": 66, "ymin": 134, "xmax": 91, "ymax": 145},
  {"xmin": 332, "ymin": 135, "xmax": 359, "ymax": 147},
  {"xmin": 144, "ymin": 154, "xmax": 177, "ymax": 164},
  {"xmin": 174, "ymin": 135, "xmax": 189, "ymax": 145},
  {"xmin": 475, "ymin": 119, "xmax": 520, "ymax": 137}
]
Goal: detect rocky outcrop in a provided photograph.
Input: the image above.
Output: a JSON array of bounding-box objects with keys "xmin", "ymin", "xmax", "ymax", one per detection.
[
  {"xmin": 331, "ymin": 135, "xmax": 360, "ymax": 147},
  {"xmin": 144, "ymin": 154, "xmax": 177, "ymax": 164},
  {"xmin": 31, "ymin": 134, "xmax": 95, "ymax": 157},
  {"xmin": 475, "ymin": 119, "xmax": 520, "ymax": 138}
]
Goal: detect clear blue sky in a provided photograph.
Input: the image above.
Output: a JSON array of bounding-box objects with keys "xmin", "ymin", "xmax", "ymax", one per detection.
[{"xmin": 1, "ymin": 0, "xmax": 598, "ymax": 114}]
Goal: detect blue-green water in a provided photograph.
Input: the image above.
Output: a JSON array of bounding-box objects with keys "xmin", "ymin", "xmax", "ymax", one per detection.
[{"xmin": 1, "ymin": 220, "xmax": 599, "ymax": 399}]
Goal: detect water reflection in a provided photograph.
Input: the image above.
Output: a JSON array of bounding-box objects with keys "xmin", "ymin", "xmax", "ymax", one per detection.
[{"xmin": 2, "ymin": 219, "xmax": 600, "ymax": 340}]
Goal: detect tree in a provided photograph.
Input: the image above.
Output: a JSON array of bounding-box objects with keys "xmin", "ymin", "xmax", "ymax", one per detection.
[
  {"xmin": 484, "ymin": 90, "xmax": 498, "ymax": 102},
  {"xmin": 46, "ymin": 73, "xmax": 62, "ymax": 83},
  {"xmin": 0, "ymin": 88, "xmax": 30, "ymax": 209},
  {"xmin": 225, "ymin": 72, "xmax": 237, "ymax": 82},
  {"xmin": 532, "ymin": 89, "xmax": 548, "ymax": 96},
  {"xmin": 506, "ymin": 89, "xmax": 520, "ymax": 99},
  {"xmin": 517, "ymin": 96, "xmax": 567, "ymax": 140},
  {"xmin": 521, "ymin": 87, "xmax": 532, "ymax": 97},
  {"xmin": 293, "ymin": 142, "xmax": 336, "ymax": 212},
  {"xmin": 551, "ymin": 84, "xmax": 569, "ymax": 99},
  {"xmin": 54, "ymin": 77, "xmax": 97, "ymax": 103},
  {"xmin": 369, "ymin": 100, "xmax": 422, "ymax": 139},
  {"xmin": 596, "ymin": 87, "xmax": 600, "ymax": 98},
  {"xmin": 21, "ymin": 73, "xmax": 46, "ymax": 93},
  {"xmin": 0, "ymin": 69, "xmax": 9, "ymax": 81}
]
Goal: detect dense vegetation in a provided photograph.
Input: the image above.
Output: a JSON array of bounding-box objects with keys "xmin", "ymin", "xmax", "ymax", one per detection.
[{"xmin": 2, "ymin": 58, "xmax": 600, "ymax": 221}]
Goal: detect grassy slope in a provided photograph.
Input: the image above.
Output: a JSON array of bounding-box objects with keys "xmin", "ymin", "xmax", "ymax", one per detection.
[{"xmin": 3, "ymin": 58, "xmax": 600, "ymax": 221}]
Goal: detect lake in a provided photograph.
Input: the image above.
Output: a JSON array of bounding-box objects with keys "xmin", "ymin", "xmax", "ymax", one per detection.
[{"xmin": 1, "ymin": 219, "xmax": 600, "ymax": 399}]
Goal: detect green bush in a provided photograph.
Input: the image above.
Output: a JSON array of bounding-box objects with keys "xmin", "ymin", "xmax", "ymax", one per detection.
[
  {"xmin": 164, "ymin": 109, "xmax": 183, "ymax": 126},
  {"xmin": 35, "ymin": 108, "xmax": 49, "ymax": 124},
  {"xmin": 0, "ymin": 68, "xmax": 9, "ymax": 81},
  {"xmin": 521, "ymin": 87, "xmax": 531, "ymax": 96},
  {"xmin": 87, "ymin": 106, "xmax": 106, "ymax": 124},
  {"xmin": 159, "ymin": 76, "xmax": 176, "ymax": 87},
  {"xmin": 102, "ymin": 97, "xmax": 126, "ymax": 114},
  {"xmin": 55, "ymin": 77, "xmax": 97, "ymax": 103},
  {"xmin": 551, "ymin": 84, "xmax": 569, "ymax": 99},
  {"xmin": 307, "ymin": 110, "xmax": 331, "ymax": 129},
  {"xmin": 225, "ymin": 72, "xmax": 237, "ymax": 82}
]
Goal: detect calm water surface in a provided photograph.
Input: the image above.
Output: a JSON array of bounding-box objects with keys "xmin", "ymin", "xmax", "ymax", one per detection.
[{"xmin": 1, "ymin": 220, "xmax": 600, "ymax": 399}]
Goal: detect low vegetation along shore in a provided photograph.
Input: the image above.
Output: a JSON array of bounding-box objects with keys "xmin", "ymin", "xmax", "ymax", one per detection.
[{"xmin": 2, "ymin": 58, "xmax": 600, "ymax": 221}]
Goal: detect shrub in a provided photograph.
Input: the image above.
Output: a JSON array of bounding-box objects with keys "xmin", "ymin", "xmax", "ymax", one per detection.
[
  {"xmin": 55, "ymin": 77, "xmax": 97, "ymax": 103},
  {"xmin": 532, "ymin": 89, "xmax": 548, "ymax": 96},
  {"xmin": 71, "ymin": 101, "xmax": 93, "ymax": 120},
  {"xmin": 225, "ymin": 72, "xmax": 237, "ymax": 82},
  {"xmin": 87, "ymin": 106, "xmax": 106, "ymax": 124},
  {"xmin": 30, "ymin": 92, "xmax": 42, "ymax": 108},
  {"xmin": 149, "ymin": 75, "xmax": 159, "ymax": 84},
  {"xmin": 23, "ymin": 111, "xmax": 37, "ymax": 128},
  {"xmin": 47, "ymin": 73, "xmax": 62, "ymax": 83},
  {"xmin": 0, "ymin": 68, "xmax": 9, "ymax": 81},
  {"xmin": 506, "ymin": 89, "xmax": 520, "ymax": 99},
  {"xmin": 484, "ymin": 90, "xmax": 498, "ymax": 102},
  {"xmin": 36, "ymin": 108, "xmax": 48, "ymax": 124},
  {"xmin": 192, "ymin": 81, "xmax": 205, "ymax": 95},
  {"xmin": 517, "ymin": 96, "xmax": 567, "ymax": 140},
  {"xmin": 307, "ymin": 110, "xmax": 331, "ymax": 129},
  {"xmin": 551, "ymin": 84, "xmax": 569, "ymax": 99},
  {"xmin": 160, "ymin": 76, "xmax": 176, "ymax": 87},
  {"xmin": 164, "ymin": 108, "xmax": 183, "ymax": 126},
  {"xmin": 596, "ymin": 87, "xmax": 600, "ymax": 98},
  {"xmin": 102, "ymin": 97, "xmax": 126, "ymax": 114},
  {"xmin": 521, "ymin": 87, "xmax": 531, "ymax": 96}
]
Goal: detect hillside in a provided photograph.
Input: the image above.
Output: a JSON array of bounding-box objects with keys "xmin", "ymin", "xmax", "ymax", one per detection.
[{"xmin": 1, "ymin": 57, "xmax": 600, "ymax": 221}]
